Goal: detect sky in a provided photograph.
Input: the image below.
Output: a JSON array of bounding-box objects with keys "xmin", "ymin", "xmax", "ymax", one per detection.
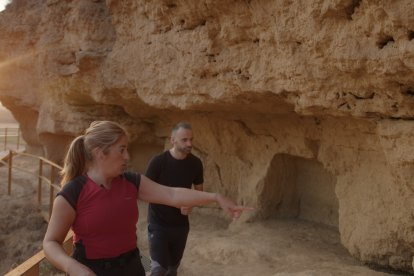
[{"xmin": 0, "ymin": 0, "xmax": 10, "ymax": 12}]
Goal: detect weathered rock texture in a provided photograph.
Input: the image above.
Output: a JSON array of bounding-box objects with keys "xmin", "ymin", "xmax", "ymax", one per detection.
[{"xmin": 0, "ymin": 0, "xmax": 414, "ymax": 272}]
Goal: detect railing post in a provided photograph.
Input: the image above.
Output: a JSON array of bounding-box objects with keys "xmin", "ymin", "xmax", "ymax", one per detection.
[
  {"xmin": 7, "ymin": 150, "xmax": 12, "ymax": 195},
  {"xmin": 4, "ymin": 127, "xmax": 7, "ymax": 150},
  {"xmin": 38, "ymin": 159, "xmax": 43, "ymax": 205},
  {"xmin": 49, "ymin": 166, "xmax": 55, "ymax": 219},
  {"xmin": 17, "ymin": 128, "xmax": 20, "ymax": 150}
]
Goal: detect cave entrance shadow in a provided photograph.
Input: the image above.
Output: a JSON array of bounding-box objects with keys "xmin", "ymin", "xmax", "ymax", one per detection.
[{"xmin": 257, "ymin": 154, "xmax": 338, "ymax": 229}]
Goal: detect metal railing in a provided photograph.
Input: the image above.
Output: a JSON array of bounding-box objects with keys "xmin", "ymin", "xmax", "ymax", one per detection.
[
  {"xmin": 2, "ymin": 149, "xmax": 73, "ymax": 276},
  {"xmin": 2, "ymin": 150, "xmax": 63, "ymax": 220},
  {"xmin": 0, "ymin": 126, "xmax": 25, "ymax": 151}
]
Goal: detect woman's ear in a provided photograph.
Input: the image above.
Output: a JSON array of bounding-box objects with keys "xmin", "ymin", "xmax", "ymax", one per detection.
[{"xmin": 91, "ymin": 147, "xmax": 104, "ymax": 160}]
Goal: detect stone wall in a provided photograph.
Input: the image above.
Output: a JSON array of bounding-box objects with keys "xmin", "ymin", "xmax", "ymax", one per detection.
[{"xmin": 0, "ymin": 0, "xmax": 414, "ymax": 272}]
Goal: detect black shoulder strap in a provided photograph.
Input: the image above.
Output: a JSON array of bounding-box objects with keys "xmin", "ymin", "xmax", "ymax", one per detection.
[
  {"xmin": 123, "ymin": 171, "xmax": 141, "ymax": 190},
  {"xmin": 57, "ymin": 175, "xmax": 88, "ymax": 210}
]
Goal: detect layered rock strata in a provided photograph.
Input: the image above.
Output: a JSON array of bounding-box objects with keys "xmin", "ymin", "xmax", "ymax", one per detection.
[{"xmin": 0, "ymin": 0, "xmax": 414, "ymax": 272}]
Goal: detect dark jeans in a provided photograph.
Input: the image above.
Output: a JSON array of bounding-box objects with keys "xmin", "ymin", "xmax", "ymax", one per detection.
[
  {"xmin": 148, "ymin": 224, "xmax": 189, "ymax": 276},
  {"xmin": 72, "ymin": 241, "xmax": 146, "ymax": 276}
]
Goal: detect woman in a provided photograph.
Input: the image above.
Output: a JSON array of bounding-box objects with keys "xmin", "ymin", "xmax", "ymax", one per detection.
[{"xmin": 43, "ymin": 121, "xmax": 250, "ymax": 276}]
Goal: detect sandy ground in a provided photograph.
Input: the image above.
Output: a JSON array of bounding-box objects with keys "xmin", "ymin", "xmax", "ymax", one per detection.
[
  {"xmin": 0, "ymin": 155, "xmax": 405, "ymax": 276},
  {"xmin": 137, "ymin": 203, "xmax": 403, "ymax": 276}
]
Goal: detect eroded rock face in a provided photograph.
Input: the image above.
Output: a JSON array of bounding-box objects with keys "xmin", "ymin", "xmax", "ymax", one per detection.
[{"xmin": 0, "ymin": 0, "xmax": 414, "ymax": 272}]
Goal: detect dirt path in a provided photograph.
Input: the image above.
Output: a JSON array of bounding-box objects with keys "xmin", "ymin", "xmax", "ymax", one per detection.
[{"xmin": 136, "ymin": 203, "xmax": 398, "ymax": 276}]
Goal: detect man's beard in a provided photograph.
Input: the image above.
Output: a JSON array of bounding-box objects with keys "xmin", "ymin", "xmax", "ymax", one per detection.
[{"xmin": 179, "ymin": 146, "xmax": 192, "ymax": 154}]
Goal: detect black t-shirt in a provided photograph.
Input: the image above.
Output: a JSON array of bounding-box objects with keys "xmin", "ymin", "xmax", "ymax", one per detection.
[{"xmin": 145, "ymin": 150, "xmax": 203, "ymax": 227}]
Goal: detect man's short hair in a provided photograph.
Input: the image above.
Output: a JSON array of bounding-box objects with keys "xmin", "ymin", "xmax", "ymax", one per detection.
[{"xmin": 172, "ymin": 122, "xmax": 192, "ymax": 134}]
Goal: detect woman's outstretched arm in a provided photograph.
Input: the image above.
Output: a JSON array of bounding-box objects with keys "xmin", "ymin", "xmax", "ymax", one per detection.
[{"xmin": 138, "ymin": 175, "xmax": 252, "ymax": 219}]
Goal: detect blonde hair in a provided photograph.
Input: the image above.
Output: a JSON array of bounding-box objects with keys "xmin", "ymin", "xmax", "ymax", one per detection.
[{"xmin": 60, "ymin": 121, "xmax": 127, "ymax": 185}]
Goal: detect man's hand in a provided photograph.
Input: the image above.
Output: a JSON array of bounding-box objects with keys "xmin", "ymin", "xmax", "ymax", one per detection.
[{"xmin": 180, "ymin": 206, "xmax": 192, "ymax": 215}]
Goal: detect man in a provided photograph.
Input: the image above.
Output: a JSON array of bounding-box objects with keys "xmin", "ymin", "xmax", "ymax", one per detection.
[{"xmin": 145, "ymin": 122, "xmax": 204, "ymax": 276}]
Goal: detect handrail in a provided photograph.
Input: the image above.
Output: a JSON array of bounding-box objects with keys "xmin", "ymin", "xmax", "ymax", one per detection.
[
  {"xmin": 4, "ymin": 232, "xmax": 74, "ymax": 276},
  {"xmin": 0, "ymin": 157, "xmax": 61, "ymax": 190},
  {"xmin": 15, "ymin": 151, "xmax": 62, "ymax": 169},
  {"xmin": 3, "ymin": 148, "xmax": 69, "ymax": 275},
  {"xmin": 3, "ymin": 149, "xmax": 63, "ymax": 220}
]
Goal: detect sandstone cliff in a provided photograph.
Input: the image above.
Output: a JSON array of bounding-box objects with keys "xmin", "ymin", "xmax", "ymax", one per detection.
[{"xmin": 0, "ymin": 0, "xmax": 413, "ymax": 272}]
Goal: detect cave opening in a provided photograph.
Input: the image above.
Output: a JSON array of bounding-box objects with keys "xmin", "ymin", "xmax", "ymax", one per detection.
[{"xmin": 258, "ymin": 154, "xmax": 338, "ymax": 228}]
